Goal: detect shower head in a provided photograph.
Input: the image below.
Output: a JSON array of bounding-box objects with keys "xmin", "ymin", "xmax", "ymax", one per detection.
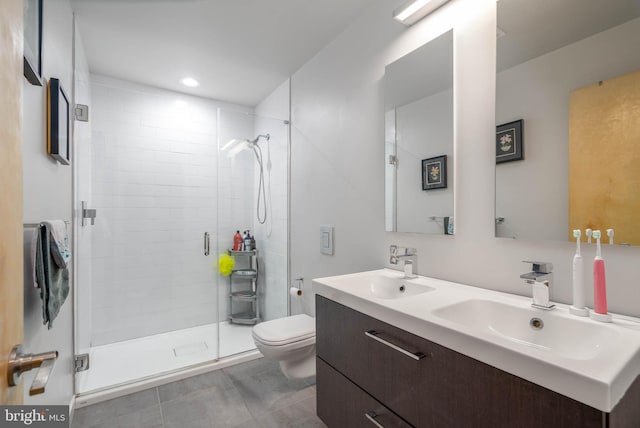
[{"xmin": 221, "ymin": 134, "xmax": 270, "ymax": 157}]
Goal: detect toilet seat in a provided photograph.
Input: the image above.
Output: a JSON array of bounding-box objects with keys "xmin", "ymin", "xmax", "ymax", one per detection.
[{"xmin": 252, "ymin": 314, "xmax": 315, "ymax": 347}]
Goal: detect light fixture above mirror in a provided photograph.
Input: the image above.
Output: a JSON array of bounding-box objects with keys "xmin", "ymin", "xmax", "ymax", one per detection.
[{"xmin": 393, "ymin": 0, "xmax": 451, "ymax": 26}]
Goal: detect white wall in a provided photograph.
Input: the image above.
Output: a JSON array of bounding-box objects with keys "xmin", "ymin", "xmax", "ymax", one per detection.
[
  {"xmin": 89, "ymin": 75, "xmax": 252, "ymax": 344},
  {"xmin": 254, "ymin": 79, "xmax": 290, "ymax": 320},
  {"xmin": 291, "ymin": 0, "xmax": 640, "ymax": 317},
  {"xmin": 290, "ymin": 0, "xmax": 408, "ymax": 316},
  {"xmin": 22, "ymin": 0, "xmax": 75, "ymax": 406},
  {"xmin": 396, "ymin": 88, "xmax": 453, "ymax": 234},
  {"xmin": 496, "ymin": 17, "xmax": 640, "ymax": 241}
]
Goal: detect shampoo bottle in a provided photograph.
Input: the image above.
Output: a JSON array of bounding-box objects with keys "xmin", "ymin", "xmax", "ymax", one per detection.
[
  {"xmin": 243, "ymin": 230, "xmax": 251, "ymax": 251},
  {"xmin": 233, "ymin": 231, "xmax": 242, "ymax": 251},
  {"xmin": 590, "ymin": 230, "xmax": 612, "ymax": 322}
]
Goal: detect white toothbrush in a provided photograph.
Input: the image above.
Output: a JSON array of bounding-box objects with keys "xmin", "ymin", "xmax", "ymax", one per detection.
[
  {"xmin": 607, "ymin": 229, "xmax": 614, "ymax": 245},
  {"xmin": 586, "ymin": 228, "xmax": 593, "ymax": 244},
  {"xmin": 569, "ymin": 230, "xmax": 588, "ymax": 317}
]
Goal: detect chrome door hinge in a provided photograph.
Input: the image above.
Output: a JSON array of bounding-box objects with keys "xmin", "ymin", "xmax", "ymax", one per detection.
[
  {"xmin": 82, "ymin": 200, "xmax": 97, "ymax": 226},
  {"xmin": 74, "ymin": 354, "xmax": 90, "ymax": 372},
  {"xmin": 75, "ymin": 104, "xmax": 89, "ymax": 122}
]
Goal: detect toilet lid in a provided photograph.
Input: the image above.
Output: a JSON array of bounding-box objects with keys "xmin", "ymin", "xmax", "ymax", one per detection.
[{"xmin": 252, "ymin": 314, "xmax": 315, "ymax": 346}]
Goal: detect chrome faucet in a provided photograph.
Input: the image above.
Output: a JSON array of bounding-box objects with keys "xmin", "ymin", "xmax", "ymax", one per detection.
[
  {"xmin": 520, "ymin": 261, "xmax": 555, "ymax": 310},
  {"xmin": 389, "ymin": 245, "xmax": 417, "ymax": 278}
]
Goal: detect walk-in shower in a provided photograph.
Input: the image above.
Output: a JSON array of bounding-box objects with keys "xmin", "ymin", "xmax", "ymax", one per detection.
[{"xmin": 73, "ymin": 78, "xmax": 289, "ymax": 396}]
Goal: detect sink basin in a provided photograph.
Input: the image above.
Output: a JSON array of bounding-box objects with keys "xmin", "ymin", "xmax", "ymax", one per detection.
[
  {"xmin": 317, "ymin": 270, "xmax": 436, "ymax": 301},
  {"xmin": 369, "ymin": 275, "xmax": 434, "ymax": 299},
  {"xmin": 432, "ymin": 299, "xmax": 618, "ymax": 360}
]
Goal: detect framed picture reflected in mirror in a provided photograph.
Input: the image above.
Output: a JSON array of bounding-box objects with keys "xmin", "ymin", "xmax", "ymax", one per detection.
[
  {"xmin": 496, "ymin": 119, "xmax": 524, "ymax": 164},
  {"xmin": 422, "ymin": 155, "xmax": 447, "ymax": 190}
]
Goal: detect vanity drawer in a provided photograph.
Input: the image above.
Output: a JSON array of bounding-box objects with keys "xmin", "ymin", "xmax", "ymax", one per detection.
[
  {"xmin": 316, "ymin": 295, "xmax": 443, "ymax": 425},
  {"xmin": 317, "ymin": 357, "xmax": 413, "ymax": 428},
  {"xmin": 316, "ymin": 295, "xmax": 603, "ymax": 428}
]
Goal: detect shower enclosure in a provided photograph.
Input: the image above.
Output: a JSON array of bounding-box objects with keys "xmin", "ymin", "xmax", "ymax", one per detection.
[{"xmin": 73, "ymin": 78, "xmax": 289, "ymax": 394}]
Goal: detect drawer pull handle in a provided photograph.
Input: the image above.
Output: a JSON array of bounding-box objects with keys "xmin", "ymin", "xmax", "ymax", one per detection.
[
  {"xmin": 365, "ymin": 330, "xmax": 425, "ymax": 361},
  {"xmin": 365, "ymin": 411, "xmax": 385, "ymax": 428}
]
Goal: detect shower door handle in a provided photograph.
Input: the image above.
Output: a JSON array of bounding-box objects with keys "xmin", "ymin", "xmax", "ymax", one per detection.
[{"xmin": 204, "ymin": 232, "xmax": 210, "ymax": 256}]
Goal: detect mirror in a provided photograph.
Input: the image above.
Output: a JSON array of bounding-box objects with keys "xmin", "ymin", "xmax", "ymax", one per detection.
[
  {"xmin": 385, "ymin": 30, "xmax": 454, "ymax": 234},
  {"xmin": 495, "ymin": 0, "xmax": 640, "ymax": 245}
]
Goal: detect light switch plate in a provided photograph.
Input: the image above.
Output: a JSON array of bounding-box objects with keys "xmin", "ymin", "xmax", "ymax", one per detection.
[{"xmin": 320, "ymin": 225, "xmax": 334, "ymax": 255}]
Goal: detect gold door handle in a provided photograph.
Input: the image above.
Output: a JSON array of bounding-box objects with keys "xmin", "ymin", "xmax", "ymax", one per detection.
[{"xmin": 7, "ymin": 344, "xmax": 58, "ymax": 396}]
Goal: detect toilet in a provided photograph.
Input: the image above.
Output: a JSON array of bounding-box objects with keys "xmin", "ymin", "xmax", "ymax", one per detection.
[{"xmin": 252, "ymin": 314, "xmax": 316, "ymax": 379}]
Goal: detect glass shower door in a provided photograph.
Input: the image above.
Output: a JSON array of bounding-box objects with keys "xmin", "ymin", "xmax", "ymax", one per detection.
[
  {"xmin": 217, "ymin": 109, "xmax": 289, "ymax": 359},
  {"xmin": 75, "ymin": 81, "xmax": 221, "ymax": 393}
]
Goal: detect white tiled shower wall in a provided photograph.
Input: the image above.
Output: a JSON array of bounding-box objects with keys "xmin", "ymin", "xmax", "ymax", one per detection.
[{"xmin": 89, "ymin": 75, "xmax": 253, "ymax": 345}]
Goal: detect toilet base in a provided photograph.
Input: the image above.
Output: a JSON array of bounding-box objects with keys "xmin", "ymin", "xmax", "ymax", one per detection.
[
  {"xmin": 257, "ymin": 343, "xmax": 316, "ymax": 379},
  {"xmin": 279, "ymin": 350, "xmax": 316, "ymax": 379}
]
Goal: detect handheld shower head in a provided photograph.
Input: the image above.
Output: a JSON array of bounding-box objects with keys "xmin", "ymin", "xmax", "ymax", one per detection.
[
  {"xmin": 221, "ymin": 134, "xmax": 270, "ymax": 156},
  {"xmin": 221, "ymin": 139, "xmax": 252, "ymax": 158},
  {"xmin": 221, "ymin": 133, "xmax": 272, "ymax": 225}
]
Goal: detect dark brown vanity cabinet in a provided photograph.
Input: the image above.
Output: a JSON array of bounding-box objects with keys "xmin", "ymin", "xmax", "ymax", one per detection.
[{"xmin": 316, "ymin": 295, "xmax": 640, "ymax": 428}]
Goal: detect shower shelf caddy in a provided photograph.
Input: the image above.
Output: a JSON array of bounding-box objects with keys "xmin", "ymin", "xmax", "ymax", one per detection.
[{"xmin": 228, "ymin": 249, "xmax": 260, "ymax": 325}]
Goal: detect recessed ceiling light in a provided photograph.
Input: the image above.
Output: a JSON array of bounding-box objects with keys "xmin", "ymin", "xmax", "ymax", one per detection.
[{"xmin": 181, "ymin": 77, "xmax": 199, "ymax": 87}]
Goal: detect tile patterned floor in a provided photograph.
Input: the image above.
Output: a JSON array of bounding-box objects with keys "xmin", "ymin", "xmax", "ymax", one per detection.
[{"xmin": 72, "ymin": 358, "xmax": 325, "ymax": 428}]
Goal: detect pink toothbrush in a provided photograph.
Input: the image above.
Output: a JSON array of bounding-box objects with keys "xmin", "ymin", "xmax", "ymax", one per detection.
[{"xmin": 590, "ymin": 230, "xmax": 612, "ymax": 322}]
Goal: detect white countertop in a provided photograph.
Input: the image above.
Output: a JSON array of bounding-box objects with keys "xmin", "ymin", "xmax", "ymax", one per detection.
[{"xmin": 312, "ymin": 269, "xmax": 640, "ymax": 412}]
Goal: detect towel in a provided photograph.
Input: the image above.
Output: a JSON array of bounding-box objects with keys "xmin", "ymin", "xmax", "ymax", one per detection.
[
  {"xmin": 43, "ymin": 220, "xmax": 71, "ymax": 268},
  {"xmin": 34, "ymin": 223, "xmax": 70, "ymax": 329},
  {"xmin": 30, "ymin": 220, "xmax": 70, "ymax": 287}
]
